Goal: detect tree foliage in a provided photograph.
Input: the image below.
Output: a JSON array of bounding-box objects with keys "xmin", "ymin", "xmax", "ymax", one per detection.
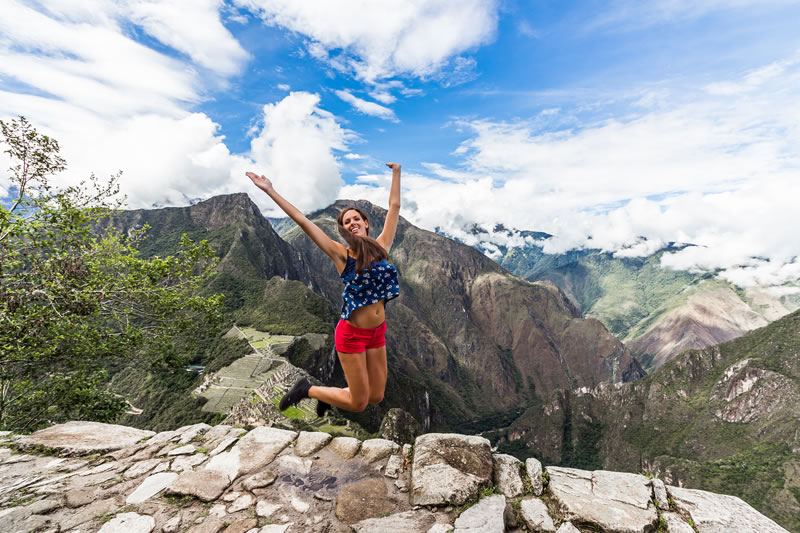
[{"xmin": 0, "ymin": 116, "xmax": 223, "ymax": 432}]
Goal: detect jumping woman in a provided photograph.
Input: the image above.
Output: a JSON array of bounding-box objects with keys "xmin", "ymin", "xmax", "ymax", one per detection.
[{"xmin": 245, "ymin": 163, "xmax": 401, "ymax": 416}]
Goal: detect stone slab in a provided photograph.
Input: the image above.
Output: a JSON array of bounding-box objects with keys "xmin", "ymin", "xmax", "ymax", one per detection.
[
  {"xmin": 667, "ymin": 485, "xmax": 789, "ymax": 533},
  {"xmin": 294, "ymin": 431, "xmax": 332, "ymax": 457},
  {"xmin": 126, "ymin": 472, "xmax": 179, "ymax": 504},
  {"xmin": 360, "ymin": 438, "xmax": 400, "ymax": 463},
  {"xmin": 98, "ymin": 511, "xmax": 155, "ymax": 533},
  {"xmin": 353, "ymin": 509, "xmax": 438, "ymax": 533},
  {"xmin": 453, "ymin": 494, "xmax": 505, "ymax": 533},
  {"xmin": 410, "ymin": 433, "xmax": 493, "ymax": 506},
  {"xmin": 167, "ymin": 469, "xmax": 231, "ymax": 502},
  {"xmin": 492, "ymin": 453, "xmax": 524, "ymax": 498},
  {"xmin": 519, "ymin": 497, "xmax": 556, "ymax": 532},
  {"xmin": 17, "ymin": 422, "xmax": 154, "ymax": 455}
]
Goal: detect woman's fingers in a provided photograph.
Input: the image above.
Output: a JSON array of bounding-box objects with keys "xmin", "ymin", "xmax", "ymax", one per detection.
[{"xmin": 385, "ymin": 162, "xmax": 401, "ymax": 170}]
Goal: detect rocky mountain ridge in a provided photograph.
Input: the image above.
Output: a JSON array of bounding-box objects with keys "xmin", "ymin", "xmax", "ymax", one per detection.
[
  {"xmin": 464, "ymin": 226, "xmax": 799, "ymax": 370},
  {"xmin": 0, "ymin": 420, "xmax": 788, "ymax": 533}
]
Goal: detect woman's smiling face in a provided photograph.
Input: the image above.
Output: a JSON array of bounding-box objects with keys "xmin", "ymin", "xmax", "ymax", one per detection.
[{"xmin": 341, "ymin": 209, "xmax": 368, "ymax": 237}]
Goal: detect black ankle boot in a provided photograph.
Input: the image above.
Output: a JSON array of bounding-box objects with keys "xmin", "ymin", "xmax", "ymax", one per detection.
[
  {"xmin": 279, "ymin": 377, "xmax": 311, "ymax": 411},
  {"xmin": 316, "ymin": 400, "xmax": 331, "ymax": 418}
]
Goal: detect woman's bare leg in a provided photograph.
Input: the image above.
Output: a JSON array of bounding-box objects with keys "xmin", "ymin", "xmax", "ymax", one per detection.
[
  {"xmin": 365, "ymin": 346, "xmax": 388, "ymax": 404},
  {"xmin": 308, "ymin": 351, "xmax": 370, "ymax": 412}
]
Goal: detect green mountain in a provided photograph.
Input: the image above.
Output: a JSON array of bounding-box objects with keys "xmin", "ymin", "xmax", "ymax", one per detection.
[
  {"xmin": 499, "ymin": 308, "xmax": 800, "ymax": 531},
  {"xmin": 468, "ymin": 228, "xmax": 799, "ymax": 369}
]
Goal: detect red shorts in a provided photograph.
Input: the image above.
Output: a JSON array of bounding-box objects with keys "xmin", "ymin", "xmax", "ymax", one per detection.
[{"xmin": 335, "ymin": 320, "xmax": 387, "ymax": 353}]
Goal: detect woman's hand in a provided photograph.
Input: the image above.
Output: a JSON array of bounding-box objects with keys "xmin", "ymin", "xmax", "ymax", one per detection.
[
  {"xmin": 385, "ymin": 162, "xmax": 401, "ymax": 173},
  {"xmin": 246, "ymin": 171, "xmax": 273, "ymax": 192}
]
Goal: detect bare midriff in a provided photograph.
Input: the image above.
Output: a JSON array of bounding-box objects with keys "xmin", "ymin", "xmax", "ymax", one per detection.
[{"xmin": 347, "ymin": 301, "xmax": 385, "ymax": 329}]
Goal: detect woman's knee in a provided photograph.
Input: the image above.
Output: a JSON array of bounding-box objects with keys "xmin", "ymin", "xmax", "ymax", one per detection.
[
  {"xmin": 350, "ymin": 398, "xmax": 369, "ymax": 412},
  {"xmin": 368, "ymin": 392, "xmax": 384, "ymax": 404}
]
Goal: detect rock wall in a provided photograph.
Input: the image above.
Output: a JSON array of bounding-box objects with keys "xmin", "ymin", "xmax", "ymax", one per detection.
[{"xmin": 0, "ymin": 421, "xmax": 788, "ymax": 533}]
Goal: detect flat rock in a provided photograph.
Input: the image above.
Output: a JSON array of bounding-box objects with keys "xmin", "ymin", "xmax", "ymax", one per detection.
[
  {"xmin": 329, "ymin": 436, "xmax": 361, "ymax": 458},
  {"xmin": 336, "ymin": 477, "xmax": 398, "ymax": 523},
  {"xmin": 65, "ymin": 487, "xmax": 97, "ymax": 508},
  {"xmin": 177, "ymin": 423, "xmax": 212, "ymax": 444},
  {"xmin": 519, "ymin": 497, "xmax": 556, "ymax": 532},
  {"xmin": 428, "ymin": 525, "xmax": 455, "ymax": 533},
  {"xmin": 126, "ymin": 472, "xmax": 179, "ymax": 504},
  {"xmin": 228, "ymin": 493, "xmax": 254, "ymax": 512},
  {"xmin": 667, "ymin": 485, "xmax": 789, "ymax": 533},
  {"xmin": 546, "ymin": 466, "xmax": 657, "ymax": 533},
  {"xmin": 556, "ymin": 523, "xmax": 581, "ymax": 533},
  {"xmin": 256, "ymin": 501, "xmax": 282, "ymax": 517},
  {"xmin": 353, "ymin": 509, "xmax": 438, "ymax": 533},
  {"xmin": 662, "ymin": 512, "xmax": 696, "ymax": 533},
  {"xmin": 492, "ymin": 453, "xmax": 524, "ymax": 498},
  {"xmin": 171, "ymin": 453, "xmax": 207, "ymax": 472},
  {"xmin": 168, "ymin": 444, "xmax": 196, "ymax": 456},
  {"xmin": 258, "ymin": 524, "xmax": 292, "ymax": 533},
  {"xmin": 17, "ymin": 422, "xmax": 154, "ymax": 455},
  {"xmin": 61, "ymin": 498, "xmax": 119, "ymax": 530},
  {"xmin": 243, "ymin": 471, "xmax": 277, "ymax": 490},
  {"xmin": 124, "ymin": 458, "xmax": 163, "ymax": 479},
  {"xmin": 453, "ymin": 494, "xmax": 506, "ymax": 533},
  {"xmin": 206, "ymin": 427, "xmax": 296, "ymax": 481},
  {"xmin": 167, "ymin": 469, "xmax": 231, "ymax": 502},
  {"xmin": 384, "ymin": 454, "xmax": 405, "ymax": 478},
  {"xmin": 360, "ymin": 438, "xmax": 400, "ymax": 463},
  {"xmin": 209, "ymin": 437, "xmax": 238, "ymax": 456},
  {"xmin": 525, "ymin": 458, "xmax": 543, "ymax": 496},
  {"xmin": 163, "ymin": 514, "xmax": 181, "ymax": 533},
  {"xmin": 223, "ymin": 518, "xmax": 258, "ymax": 533},
  {"xmin": 98, "ymin": 512, "xmax": 155, "ymax": 533},
  {"xmin": 294, "ymin": 431, "xmax": 332, "ymax": 457},
  {"xmin": 410, "ymin": 433, "xmax": 493, "ymax": 506},
  {"xmin": 187, "ymin": 516, "xmax": 226, "ymax": 533}
]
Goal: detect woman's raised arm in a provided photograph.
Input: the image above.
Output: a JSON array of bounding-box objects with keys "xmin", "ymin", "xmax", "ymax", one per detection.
[
  {"xmin": 376, "ymin": 162, "xmax": 401, "ymax": 253},
  {"xmin": 246, "ymin": 172, "xmax": 346, "ymax": 268}
]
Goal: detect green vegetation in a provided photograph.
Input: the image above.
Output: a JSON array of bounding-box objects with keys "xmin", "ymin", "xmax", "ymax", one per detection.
[{"xmin": 0, "ymin": 117, "xmax": 222, "ymax": 433}]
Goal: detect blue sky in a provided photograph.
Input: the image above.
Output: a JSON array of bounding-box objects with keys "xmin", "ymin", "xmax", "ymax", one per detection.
[{"xmin": 2, "ymin": 0, "xmax": 800, "ymax": 288}]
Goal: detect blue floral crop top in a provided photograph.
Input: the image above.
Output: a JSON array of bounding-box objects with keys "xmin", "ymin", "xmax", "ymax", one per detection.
[{"xmin": 340, "ymin": 251, "xmax": 400, "ymax": 319}]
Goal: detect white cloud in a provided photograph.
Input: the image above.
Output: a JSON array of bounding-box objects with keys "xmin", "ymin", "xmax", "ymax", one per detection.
[
  {"xmin": 343, "ymin": 56, "xmax": 800, "ymax": 288},
  {"xmin": 234, "ymin": 0, "xmax": 499, "ymax": 83},
  {"xmin": 247, "ymin": 92, "xmax": 351, "ymax": 215},
  {"xmin": 335, "ymin": 90, "xmax": 398, "ymax": 121},
  {"xmin": 277, "ymin": 83, "xmax": 291, "ymax": 91},
  {"xmin": 0, "ymin": 3, "xmax": 350, "ymax": 214}
]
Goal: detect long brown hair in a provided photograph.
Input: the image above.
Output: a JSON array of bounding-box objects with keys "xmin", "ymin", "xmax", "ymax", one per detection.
[{"xmin": 337, "ymin": 207, "xmax": 388, "ymax": 274}]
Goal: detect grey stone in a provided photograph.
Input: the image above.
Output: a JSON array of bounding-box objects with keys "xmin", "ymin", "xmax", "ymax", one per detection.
[
  {"xmin": 379, "ymin": 408, "xmax": 422, "ymax": 445},
  {"xmin": 291, "ymin": 497, "xmax": 310, "ymax": 512},
  {"xmin": 223, "ymin": 518, "xmax": 259, "ymax": 533},
  {"xmin": 257, "ymin": 525, "xmax": 292, "ymax": 533},
  {"xmin": 274, "ymin": 454, "xmax": 313, "ymax": 474},
  {"xmin": 126, "ymin": 472, "xmax": 179, "ymax": 504},
  {"xmin": 187, "ymin": 516, "xmax": 226, "ymax": 533},
  {"xmin": 17, "ymin": 422, "xmax": 154, "ymax": 455},
  {"xmin": 353, "ymin": 509, "xmax": 438, "ymax": 533},
  {"xmin": 168, "ymin": 444, "xmax": 196, "ymax": 456},
  {"xmin": 453, "ymin": 494, "xmax": 506, "ymax": 533},
  {"xmin": 65, "ymin": 487, "xmax": 97, "ymax": 507},
  {"xmin": 162, "ymin": 514, "xmax": 181, "ymax": 533},
  {"xmin": 294, "ymin": 431, "xmax": 332, "ymax": 457},
  {"xmin": 546, "ymin": 466, "xmax": 657, "ymax": 533},
  {"xmin": 555, "ymin": 523, "xmax": 581, "ymax": 533},
  {"xmin": 124, "ymin": 458, "xmax": 163, "ymax": 479},
  {"xmin": 410, "ymin": 433, "xmax": 493, "ymax": 506},
  {"xmin": 662, "ymin": 512, "xmax": 696, "ymax": 533},
  {"xmin": 668, "ymin": 485, "xmax": 789, "ymax": 533},
  {"xmin": 336, "ymin": 477, "xmax": 398, "ymax": 523},
  {"xmin": 98, "ymin": 512, "xmax": 155, "ymax": 533},
  {"xmin": 209, "ymin": 437, "xmax": 238, "ymax": 456},
  {"xmin": 61, "ymin": 498, "xmax": 119, "ymax": 530},
  {"xmin": 519, "ymin": 497, "xmax": 556, "ymax": 532},
  {"xmin": 525, "ymin": 458, "xmax": 543, "ymax": 496},
  {"xmin": 329, "ymin": 436, "xmax": 362, "ymax": 458},
  {"xmin": 171, "ymin": 453, "xmax": 207, "ymax": 472},
  {"xmin": 256, "ymin": 500, "xmax": 282, "ymax": 517},
  {"xmin": 651, "ymin": 478, "xmax": 669, "ymax": 510},
  {"xmin": 206, "ymin": 427, "xmax": 296, "ymax": 481},
  {"xmin": 243, "ymin": 471, "xmax": 277, "ymax": 490},
  {"xmin": 228, "ymin": 493, "xmax": 255, "ymax": 513},
  {"xmin": 492, "ymin": 453, "xmax": 524, "ymax": 498},
  {"xmin": 167, "ymin": 469, "xmax": 231, "ymax": 502},
  {"xmin": 177, "ymin": 423, "xmax": 212, "ymax": 444},
  {"xmin": 360, "ymin": 438, "xmax": 400, "ymax": 463},
  {"xmin": 385, "ymin": 454, "xmax": 405, "ymax": 478},
  {"xmin": 26, "ymin": 498, "xmax": 61, "ymax": 515},
  {"xmin": 428, "ymin": 525, "xmax": 455, "ymax": 533},
  {"xmin": 145, "ymin": 430, "xmax": 181, "ymax": 445},
  {"xmin": 209, "ymin": 503, "xmax": 227, "ymax": 517}
]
